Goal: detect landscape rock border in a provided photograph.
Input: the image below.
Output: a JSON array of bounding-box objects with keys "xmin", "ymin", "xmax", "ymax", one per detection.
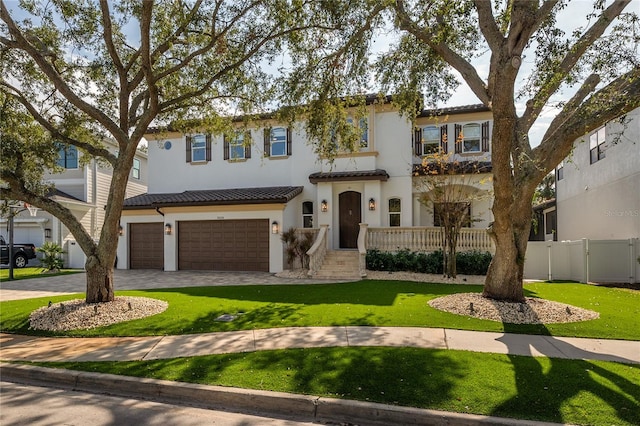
[
  {"xmin": 429, "ymin": 293, "xmax": 599, "ymax": 324},
  {"xmin": 29, "ymin": 296, "xmax": 168, "ymax": 331}
]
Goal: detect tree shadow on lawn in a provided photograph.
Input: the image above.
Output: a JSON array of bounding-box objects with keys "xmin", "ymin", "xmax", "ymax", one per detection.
[
  {"xmin": 168, "ymin": 346, "xmax": 466, "ymax": 408},
  {"xmin": 492, "ymin": 308, "xmax": 639, "ymax": 425},
  {"xmin": 146, "ymin": 280, "xmax": 484, "ymax": 306}
]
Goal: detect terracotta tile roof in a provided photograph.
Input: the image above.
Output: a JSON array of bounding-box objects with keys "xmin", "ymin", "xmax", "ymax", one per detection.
[
  {"xmin": 419, "ymin": 104, "xmax": 491, "ymax": 117},
  {"xmin": 123, "ymin": 186, "xmax": 304, "ymax": 209},
  {"xmin": 308, "ymin": 169, "xmax": 390, "ymax": 184}
]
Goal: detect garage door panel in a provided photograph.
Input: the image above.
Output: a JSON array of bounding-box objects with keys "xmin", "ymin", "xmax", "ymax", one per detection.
[
  {"xmin": 178, "ymin": 219, "xmax": 269, "ymax": 272},
  {"xmin": 130, "ymin": 223, "xmax": 164, "ymax": 270}
]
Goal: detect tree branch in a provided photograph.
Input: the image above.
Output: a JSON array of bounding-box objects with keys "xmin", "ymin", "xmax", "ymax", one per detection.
[
  {"xmin": 533, "ymin": 67, "xmax": 640, "ymax": 176},
  {"xmin": 0, "ymin": 1, "xmax": 129, "ymax": 145},
  {"xmin": 1, "ymin": 84, "xmax": 117, "ymax": 165},
  {"xmin": 520, "ymin": 0, "xmax": 632, "ymax": 132},
  {"xmin": 394, "ymin": 0, "xmax": 491, "ymax": 106}
]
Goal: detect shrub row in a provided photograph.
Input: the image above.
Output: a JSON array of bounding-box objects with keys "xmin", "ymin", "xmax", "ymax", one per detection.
[{"xmin": 366, "ymin": 248, "xmax": 492, "ymax": 275}]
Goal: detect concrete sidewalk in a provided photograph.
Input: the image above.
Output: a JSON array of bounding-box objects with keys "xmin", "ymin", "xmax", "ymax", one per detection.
[{"xmin": 1, "ymin": 326, "xmax": 638, "ymax": 364}]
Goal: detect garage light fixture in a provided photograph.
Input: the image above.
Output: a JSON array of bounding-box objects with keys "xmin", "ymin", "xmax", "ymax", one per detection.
[
  {"xmin": 321, "ymin": 200, "xmax": 328, "ymax": 212},
  {"xmin": 369, "ymin": 198, "xmax": 376, "ymax": 211},
  {"xmin": 118, "ymin": 225, "xmax": 124, "ymax": 236},
  {"xmin": 165, "ymin": 223, "xmax": 172, "ymax": 235},
  {"xmin": 271, "ymin": 221, "xmax": 279, "ymax": 234},
  {"xmin": 44, "ymin": 228, "xmax": 52, "ymax": 239}
]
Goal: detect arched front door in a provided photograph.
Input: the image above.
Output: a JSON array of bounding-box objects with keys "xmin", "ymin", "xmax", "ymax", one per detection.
[{"xmin": 339, "ymin": 191, "xmax": 361, "ymax": 248}]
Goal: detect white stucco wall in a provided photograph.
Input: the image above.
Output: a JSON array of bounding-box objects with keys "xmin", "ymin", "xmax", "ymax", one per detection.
[{"xmin": 556, "ymin": 108, "xmax": 640, "ymax": 240}]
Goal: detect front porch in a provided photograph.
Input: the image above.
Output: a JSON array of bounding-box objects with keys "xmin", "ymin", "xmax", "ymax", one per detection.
[{"xmin": 305, "ymin": 224, "xmax": 495, "ymax": 278}]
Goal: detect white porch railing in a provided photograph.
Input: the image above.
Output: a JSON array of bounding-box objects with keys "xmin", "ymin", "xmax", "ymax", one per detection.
[
  {"xmin": 307, "ymin": 224, "xmax": 329, "ymax": 276},
  {"xmin": 357, "ymin": 223, "xmax": 368, "ymax": 277},
  {"xmin": 366, "ymin": 227, "xmax": 495, "ymax": 254}
]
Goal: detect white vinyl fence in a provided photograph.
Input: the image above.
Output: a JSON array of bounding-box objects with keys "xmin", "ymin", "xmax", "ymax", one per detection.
[{"xmin": 524, "ymin": 238, "xmax": 640, "ymax": 284}]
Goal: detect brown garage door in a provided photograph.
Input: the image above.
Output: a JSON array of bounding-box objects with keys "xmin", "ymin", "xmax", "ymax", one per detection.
[
  {"xmin": 178, "ymin": 219, "xmax": 269, "ymax": 271},
  {"xmin": 129, "ymin": 223, "xmax": 164, "ymax": 269}
]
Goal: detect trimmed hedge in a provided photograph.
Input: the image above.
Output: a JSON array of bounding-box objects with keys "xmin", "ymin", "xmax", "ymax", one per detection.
[{"xmin": 366, "ymin": 248, "xmax": 492, "ymax": 275}]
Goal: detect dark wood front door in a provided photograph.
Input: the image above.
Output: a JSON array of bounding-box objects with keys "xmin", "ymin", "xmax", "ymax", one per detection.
[{"xmin": 339, "ymin": 191, "xmax": 361, "ymax": 248}]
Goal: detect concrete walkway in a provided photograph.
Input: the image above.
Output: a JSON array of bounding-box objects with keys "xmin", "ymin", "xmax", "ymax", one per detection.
[{"xmin": 1, "ymin": 327, "xmax": 638, "ymax": 364}]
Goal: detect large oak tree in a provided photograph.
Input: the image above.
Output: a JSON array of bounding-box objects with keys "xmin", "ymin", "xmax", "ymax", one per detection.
[
  {"xmin": 0, "ymin": 0, "xmax": 352, "ymax": 303},
  {"xmin": 287, "ymin": 0, "xmax": 640, "ymax": 301}
]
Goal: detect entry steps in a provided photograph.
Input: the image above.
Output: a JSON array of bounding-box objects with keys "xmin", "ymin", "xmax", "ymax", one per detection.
[{"xmin": 313, "ymin": 250, "xmax": 362, "ymax": 280}]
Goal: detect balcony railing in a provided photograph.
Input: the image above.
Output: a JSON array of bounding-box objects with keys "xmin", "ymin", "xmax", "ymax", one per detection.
[{"xmin": 365, "ymin": 226, "xmax": 494, "ymax": 254}]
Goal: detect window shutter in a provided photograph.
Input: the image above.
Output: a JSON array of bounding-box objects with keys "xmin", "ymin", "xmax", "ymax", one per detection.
[
  {"xmin": 205, "ymin": 134, "xmax": 212, "ymax": 161},
  {"xmin": 286, "ymin": 127, "xmax": 292, "ymax": 155},
  {"xmin": 245, "ymin": 131, "xmax": 251, "ymax": 159},
  {"xmin": 186, "ymin": 136, "xmax": 192, "ymax": 162},
  {"xmin": 481, "ymin": 121, "xmax": 490, "ymax": 152},
  {"xmin": 263, "ymin": 128, "xmax": 270, "ymax": 157},
  {"xmin": 454, "ymin": 124, "xmax": 462, "ymax": 154},
  {"xmin": 223, "ymin": 135, "xmax": 229, "ymax": 160},
  {"xmin": 440, "ymin": 125, "xmax": 448, "ymax": 154},
  {"xmin": 414, "ymin": 128, "xmax": 422, "ymax": 156}
]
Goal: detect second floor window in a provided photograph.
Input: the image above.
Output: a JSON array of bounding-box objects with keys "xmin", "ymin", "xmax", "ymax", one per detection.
[
  {"xmin": 414, "ymin": 125, "xmax": 448, "ymax": 156},
  {"xmin": 132, "ymin": 158, "xmax": 140, "ymax": 179},
  {"xmin": 454, "ymin": 121, "xmax": 490, "ymax": 154},
  {"xmin": 56, "ymin": 144, "xmax": 78, "ymax": 169},
  {"xmin": 590, "ymin": 127, "xmax": 606, "ymax": 164},
  {"xmin": 462, "ymin": 123, "xmax": 481, "ymax": 153},
  {"xmin": 224, "ymin": 132, "xmax": 251, "ymax": 161},
  {"xmin": 347, "ymin": 117, "xmax": 369, "ymax": 148},
  {"xmin": 302, "ymin": 201, "xmax": 313, "ymax": 228},
  {"xmin": 186, "ymin": 134, "xmax": 211, "ymax": 163},
  {"xmin": 389, "ymin": 198, "xmax": 401, "ymax": 227},
  {"xmin": 264, "ymin": 127, "xmax": 292, "ymax": 157},
  {"xmin": 422, "ymin": 125, "xmax": 440, "ymax": 154},
  {"xmin": 556, "ymin": 161, "xmax": 564, "ymax": 181}
]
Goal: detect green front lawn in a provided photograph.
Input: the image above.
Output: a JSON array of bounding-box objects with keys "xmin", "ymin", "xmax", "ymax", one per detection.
[
  {"xmin": 0, "ymin": 267, "xmax": 83, "ymax": 281},
  {"xmin": 36, "ymin": 347, "xmax": 640, "ymax": 426},
  {"xmin": 2, "ymin": 281, "xmax": 638, "ymax": 340}
]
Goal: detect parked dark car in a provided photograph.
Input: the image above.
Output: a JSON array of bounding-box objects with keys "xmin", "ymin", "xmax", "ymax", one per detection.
[{"xmin": 0, "ymin": 235, "xmax": 37, "ymax": 268}]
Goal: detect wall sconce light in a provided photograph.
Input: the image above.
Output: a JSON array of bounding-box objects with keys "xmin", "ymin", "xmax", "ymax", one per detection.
[
  {"xmin": 165, "ymin": 223, "xmax": 172, "ymax": 235},
  {"xmin": 321, "ymin": 200, "xmax": 328, "ymax": 212},
  {"xmin": 271, "ymin": 221, "xmax": 279, "ymax": 234},
  {"xmin": 369, "ymin": 198, "xmax": 376, "ymax": 211},
  {"xmin": 118, "ymin": 225, "xmax": 124, "ymax": 236},
  {"xmin": 44, "ymin": 228, "xmax": 52, "ymax": 239}
]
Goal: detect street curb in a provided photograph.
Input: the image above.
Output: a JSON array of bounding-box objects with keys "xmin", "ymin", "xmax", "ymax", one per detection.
[{"xmin": 0, "ymin": 363, "xmax": 563, "ymax": 426}]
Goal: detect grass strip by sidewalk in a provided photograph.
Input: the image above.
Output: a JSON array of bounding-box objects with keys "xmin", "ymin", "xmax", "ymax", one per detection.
[
  {"xmin": 32, "ymin": 346, "xmax": 640, "ymax": 426},
  {"xmin": 0, "ymin": 267, "xmax": 83, "ymax": 281},
  {"xmin": 1, "ymin": 281, "xmax": 638, "ymax": 340}
]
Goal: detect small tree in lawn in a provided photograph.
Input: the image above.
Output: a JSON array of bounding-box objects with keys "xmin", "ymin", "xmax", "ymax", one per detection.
[
  {"xmin": 414, "ymin": 149, "xmax": 491, "ymax": 278},
  {"xmin": 281, "ymin": 228, "xmax": 314, "ymax": 270},
  {"xmin": 37, "ymin": 242, "xmax": 65, "ymax": 273}
]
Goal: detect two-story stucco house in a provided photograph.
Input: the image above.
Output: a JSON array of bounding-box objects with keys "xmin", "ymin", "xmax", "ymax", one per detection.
[
  {"xmin": 1, "ymin": 141, "xmax": 148, "ymax": 268},
  {"xmin": 555, "ymin": 107, "xmax": 640, "ymax": 241},
  {"xmin": 118, "ymin": 98, "xmax": 495, "ymax": 274}
]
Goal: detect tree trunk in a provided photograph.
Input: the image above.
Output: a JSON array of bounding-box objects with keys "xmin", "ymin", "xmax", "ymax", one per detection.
[
  {"xmin": 85, "ymin": 255, "xmax": 114, "ymax": 303},
  {"xmin": 483, "ymin": 188, "xmax": 533, "ymax": 302}
]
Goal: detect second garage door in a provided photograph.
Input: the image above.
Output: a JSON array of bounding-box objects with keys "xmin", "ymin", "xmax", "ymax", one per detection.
[{"xmin": 178, "ymin": 219, "xmax": 269, "ymax": 272}]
